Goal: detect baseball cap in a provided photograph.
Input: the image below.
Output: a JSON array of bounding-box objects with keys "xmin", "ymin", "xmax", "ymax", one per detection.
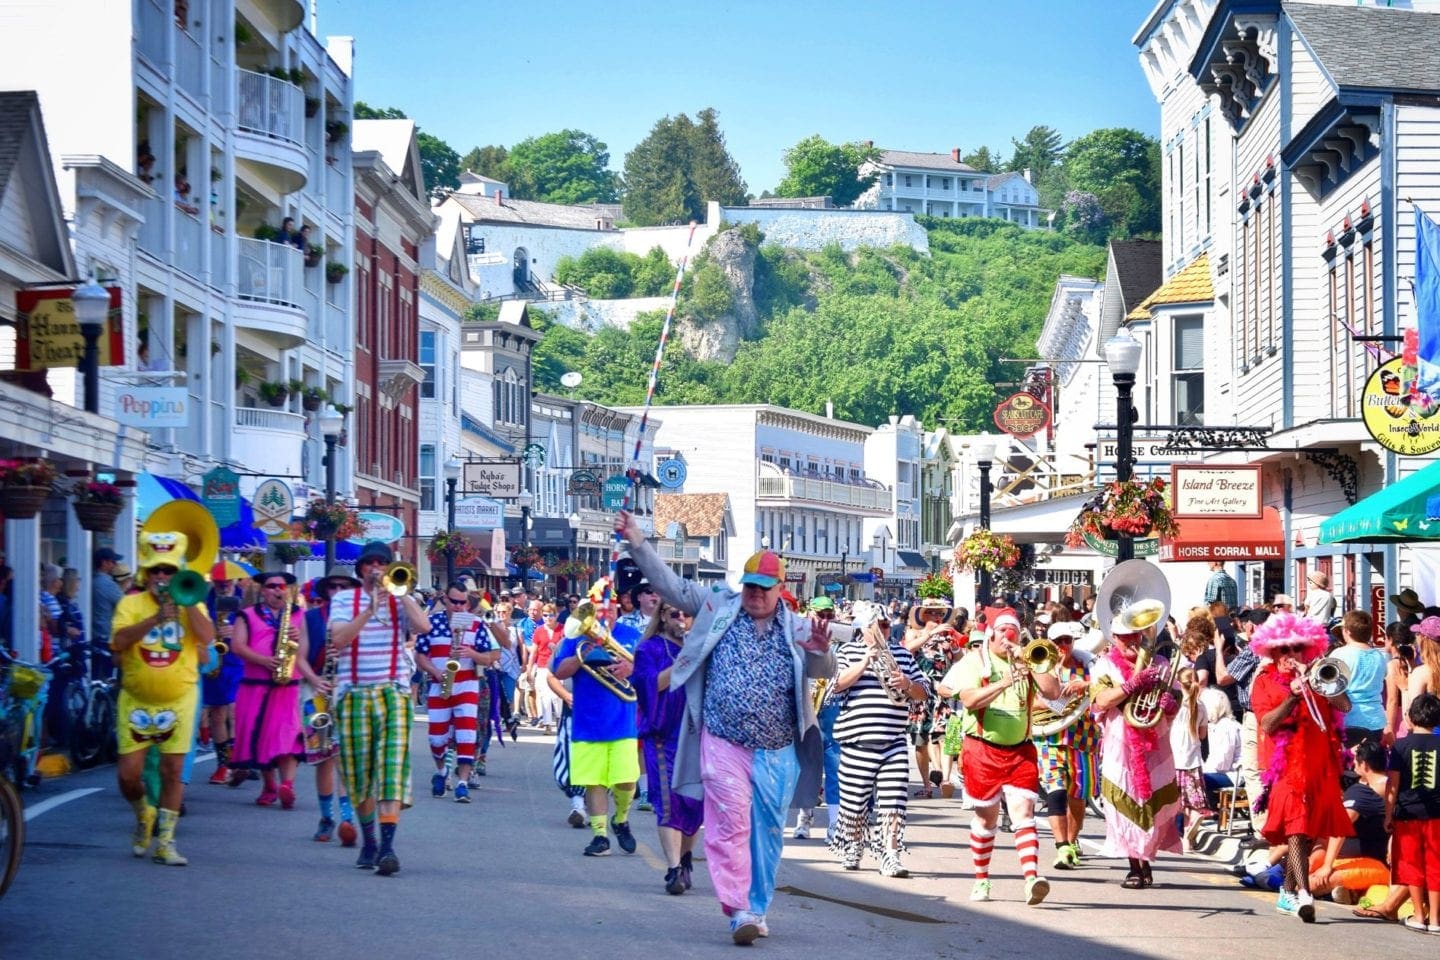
[
  {"xmin": 94, "ymin": 547, "xmax": 123, "ymax": 565},
  {"xmin": 809, "ymin": 596, "xmax": 835, "ymax": 612},
  {"xmin": 740, "ymin": 550, "xmax": 785, "ymax": 589}
]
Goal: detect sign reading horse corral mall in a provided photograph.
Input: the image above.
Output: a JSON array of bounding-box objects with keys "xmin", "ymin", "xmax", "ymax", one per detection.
[{"xmin": 1170, "ymin": 464, "xmax": 1262, "ymax": 519}]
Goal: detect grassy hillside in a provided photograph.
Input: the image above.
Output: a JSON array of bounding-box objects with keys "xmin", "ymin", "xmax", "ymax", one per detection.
[{"xmin": 531, "ymin": 218, "xmax": 1107, "ymax": 432}]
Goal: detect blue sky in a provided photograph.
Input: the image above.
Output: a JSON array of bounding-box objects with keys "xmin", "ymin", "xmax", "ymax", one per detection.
[{"xmin": 319, "ymin": 0, "xmax": 1162, "ymax": 193}]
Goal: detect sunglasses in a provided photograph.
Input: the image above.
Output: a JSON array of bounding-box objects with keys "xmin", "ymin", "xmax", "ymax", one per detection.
[
  {"xmin": 447, "ymin": 596, "xmax": 469, "ymax": 606},
  {"xmin": 543, "ymin": 613, "xmax": 557, "ymax": 618},
  {"xmin": 264, "ymin": 582, "xmax": 288, "ymax": 590},
  {"xmin": 666, "ymin": 610, "xmax": 686, "ymax": 620},
  {"xmin": 815, "ymin": 611, "xmax": 835, "ymax": 620}
]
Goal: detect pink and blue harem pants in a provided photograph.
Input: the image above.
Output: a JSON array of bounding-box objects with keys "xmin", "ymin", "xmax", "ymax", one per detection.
[{"xmin": 700, "ymin": 729, "xmax": 801, "ymax": 917}]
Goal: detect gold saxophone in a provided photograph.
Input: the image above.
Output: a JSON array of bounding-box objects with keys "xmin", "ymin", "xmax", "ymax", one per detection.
[
  {"xmin": 272, "ymin": 585, "xmax": 300, "ymax": 684},
  {"xmin": 811, "ymin": 677, "xmax": 831, "ymax": 711},
  {"xmin": 441, "ymin": 613, "xmax": 477, "ymax": 700},
  {"xmin": 307, "ymin": 634, "xmax": 338, "ymax": 754}
]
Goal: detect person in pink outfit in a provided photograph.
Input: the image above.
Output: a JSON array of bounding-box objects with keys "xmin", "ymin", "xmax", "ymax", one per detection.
[{"xmin": 230, "ymin": 571, "xmax": 317, "ymax": 809}]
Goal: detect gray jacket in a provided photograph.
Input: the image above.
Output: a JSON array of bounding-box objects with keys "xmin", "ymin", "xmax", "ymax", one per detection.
[{"xmin": 628, "ymin": 538, "xmax": 835, "ymax": 802}]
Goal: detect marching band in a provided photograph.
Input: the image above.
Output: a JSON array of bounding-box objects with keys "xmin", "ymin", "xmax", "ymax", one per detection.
[{"xmin": 99, "ymin": 505, "xmax": 1440, "ymax": 945}]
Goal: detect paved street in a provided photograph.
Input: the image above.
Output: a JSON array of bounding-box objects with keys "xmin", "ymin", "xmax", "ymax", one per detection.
[{"xmin": 1, "ymin": 723, "xmax": 1430, "ymax": 960}]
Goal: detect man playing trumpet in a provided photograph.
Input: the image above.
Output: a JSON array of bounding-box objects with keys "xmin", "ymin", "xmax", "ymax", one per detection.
[
  {"xmin": 328, "ymin": 541, "xmax": 432, "ymax": 876},
  {"xmin": 940, "ymin": 611, "xmax": 1061, "ymax": 905},
  {"xmin": 415, "ymin": 582, "xmax": 503, "ymax": 803}
]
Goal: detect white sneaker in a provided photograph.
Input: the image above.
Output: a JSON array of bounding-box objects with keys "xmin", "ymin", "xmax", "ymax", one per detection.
[
  {"xmin": 1295, "ymin": 890, "xmax": 1315, "ymax": 923},
  {"xmin": 754, "ymin": 915, "xmax": 769, "ymax": 938},
  {"xmin": 792, "ymin": 810, "xmax": 813, "ymax": 840},
  {"xmin": 970, "ymin": 879, "xmax": 992, "ymax": 902},
  {"xmin": 730, "ymin": 911, "xmax": 762, "ymax": 945},
  {"xmin": 879, "ymin": 850, "xmax": 909, "ymax": 878}
]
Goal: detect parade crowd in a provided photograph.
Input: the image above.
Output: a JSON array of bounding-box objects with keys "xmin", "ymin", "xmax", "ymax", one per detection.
[{"xmin": 63, "ymin": 509, "xmax": 1440, "ymax": 945}]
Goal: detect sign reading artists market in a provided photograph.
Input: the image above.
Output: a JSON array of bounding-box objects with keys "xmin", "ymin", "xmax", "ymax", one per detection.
[
  {"xmin": 993, "ymin": 391, "xmax": 1050, "ymax": 439},
  {"xmin": 1361, "ymin": 356, "xmax": 1440, "ymax": 456},
  {"xmin": 1170, "ymin": 464, "xmax": 1262, "ymax": 519}
]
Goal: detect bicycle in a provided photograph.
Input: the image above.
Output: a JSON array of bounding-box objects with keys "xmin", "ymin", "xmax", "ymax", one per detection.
[
  {"xmin": 0, "ymin": 653, "xmax": 34, "ymax": 898},
  {"xmin": 0, "ymin": 649, "xmax": 51, "ymax": 789},
  {"xmin": 48, "ymin": 641, "xmax": 116, "ymax": 769}
]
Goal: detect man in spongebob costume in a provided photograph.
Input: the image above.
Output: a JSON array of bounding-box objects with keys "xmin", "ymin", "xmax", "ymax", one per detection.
[{"xmin": 110, "ymin": 528, "xmax": 215, "ymax": 865}]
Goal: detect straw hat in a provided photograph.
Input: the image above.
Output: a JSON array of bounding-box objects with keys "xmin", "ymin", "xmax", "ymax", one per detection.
[{"xmin": 908, "ymin": 596, "xmax": 955, "ymax": 629}]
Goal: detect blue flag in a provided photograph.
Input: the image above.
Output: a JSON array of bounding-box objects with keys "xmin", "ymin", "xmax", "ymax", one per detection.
[{"xmin": 1416, "ymin": 207, "xmax": 1440, "ymax": 398}]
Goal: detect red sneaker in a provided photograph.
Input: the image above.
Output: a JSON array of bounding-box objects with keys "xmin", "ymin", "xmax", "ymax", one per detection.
[
  {"xmin": 337, "ymin": 820, "xmax": 358, "ymax": 847},
  {"xmin": 208, "ymin": 766, "xmax": 231, "ymax": 785},
  {"xmin": 256, "ymin": 789, "xmax": 279, "ymax": 807},
  {"xmin": 278, "ymin": 782, "xmax": 296, "ymax": 810}
]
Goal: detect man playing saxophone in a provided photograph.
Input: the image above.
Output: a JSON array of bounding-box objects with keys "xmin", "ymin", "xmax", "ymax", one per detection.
[
  {"xmin": 327, "ymin": 541, "xmax": 432, "ymax": 876},
  {"xmin": 828, "ymin": 601, "xmax": 931, "ymax": 878},
  {"xmin": 1029, "ymin": 620, "xmax": 1101, "ymax": 871},
  {"xmin": 415, "ymin": 581, "xmax": 502, "ymax": 804},
  {"xmin": 230, "ymin": 571, "xmax": 312, "ymax": 810},
  {"xmin": 940, "ymin": 610, "xmax": 1062, "ymax": 906},
  {"xmin": 302, "ymin": 567, "xmax": 361, "ymax": 845}
]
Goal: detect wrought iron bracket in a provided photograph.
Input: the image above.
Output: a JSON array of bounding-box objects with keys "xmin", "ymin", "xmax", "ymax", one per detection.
[
  {"xmin": 1094, "ymin": 424, "xmax": 1273, "ymax": 454},
  {"xmin": 1305, "ymin": 450, "xmax": 1359, "ymax": 504}
]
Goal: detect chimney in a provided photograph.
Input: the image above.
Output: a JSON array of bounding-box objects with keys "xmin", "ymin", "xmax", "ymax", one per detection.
[
  {"xmin": 864, "ymin": 139, "xmax": 873, "ymax": 148},
  {"xmin": 952, "ymin": 147, "xmax": 962, "ymax": 163},
  {"xmin": 1023, "ymin": 167, "xmax": 1033, "ymax": 184},
  {"xmin": 495, "ymin": 190, "xmax": 503, "ymax": 206},
  {"xmin": 825, "ymin": 400, "xmax": 834, "ymax": 419}
]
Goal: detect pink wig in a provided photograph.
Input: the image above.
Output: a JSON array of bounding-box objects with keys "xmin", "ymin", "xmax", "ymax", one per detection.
[{"xmin": 1248, "ymin": 611, "xmax": 1330, "ymax": 661}]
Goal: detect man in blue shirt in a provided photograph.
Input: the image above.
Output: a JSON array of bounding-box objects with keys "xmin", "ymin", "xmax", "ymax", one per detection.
[
  {"xmin": 551, "ymin": 614, "xmax": 641, "ymax": 857},
  {"xmin": 1204, "ymin": 561, "xmax": 1239, "ymax": 612}
]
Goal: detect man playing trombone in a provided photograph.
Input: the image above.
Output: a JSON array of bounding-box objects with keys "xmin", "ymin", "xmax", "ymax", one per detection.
[
  {"xmin": 327, "ymin": 541, "xmax": 431, "ymax": 876},
  {"xmin": 940, "ymin": 611, "xmax": 1061, "ymax": 906}
]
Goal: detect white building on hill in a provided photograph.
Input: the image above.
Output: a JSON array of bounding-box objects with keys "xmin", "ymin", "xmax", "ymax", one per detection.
[{"xmin": 852, "ymin": 147, "xmax": 1048, "ymax": 227}]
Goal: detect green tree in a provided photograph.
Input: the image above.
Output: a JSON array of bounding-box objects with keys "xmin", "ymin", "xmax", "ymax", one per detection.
[
  {"xmin": 460, "ymin": 144, "xmax": 511, "ymax": 183},
  {"xmin": 1062, "ymin": 127, "xmax": 1161, "ymax": 237},
  {"xmin": 1006, "ymin": 125, "xmax": 1064, "ymax": 176},
  {"xmin": 623, "ymin": 108, "xmax": 746, "ymax": 225},
  {"xmin": 504, "ymin": 130, "xmax": 620, "ymax": 204},
  {"xmin": 775, "ymin": 135, "xmax": 881, "ymax": 205},
  {"xmin": 961, "ymin": 146, "xmax": 1002, "ymax": 173},
  {"xmin": 353, "ymin": 101, "xmax": 406, "ymax": 120}
]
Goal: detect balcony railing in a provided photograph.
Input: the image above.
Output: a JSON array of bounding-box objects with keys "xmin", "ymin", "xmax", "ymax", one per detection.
[
  {"xmin": 325, "ymin": 301, "xmax": 347, "ymax": 350},
  {"xmin": 757, "ymin": 475, "xmax": 890, "ymax": 511},
  {"xmin": 175, "ymin": 26, "xmax": 204, "ymax": 101},
  {"xmin": 236, "ymin": 406, "xmax": 306, "ymax": 432},
  {"xmin": 136, "ymin": 0, "xmax": 168, "ymax": 70},
  {"xmin": 237, "ymin": 69, "xmax": 304, "ymax": 145},
  {"xmin": 209, "ymin": 226, "xmax": 228, "ymax": 289},
  {"xmin": 174, "ymin": 207, "xmax": 203, "ymax": 278},
  {"xmin": 235, "ymin": 236, "xmax": 302, "ymax": 306}
]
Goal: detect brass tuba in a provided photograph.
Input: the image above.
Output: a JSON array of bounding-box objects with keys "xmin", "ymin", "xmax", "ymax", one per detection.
[
  {"xmin": 563, "ymin": 600, "xmax": 636, "ymax": 703},
  {"xmin": 1306, "ymin": 656, "xmax": 1351, "ymax": 698},
  {"xmin": 1095, "ymin": 560, "xmax": 1175, "ymax": 730},
  {"xmin": 140, "ymin": 499, "xmax": 218, "ymax": 643}
]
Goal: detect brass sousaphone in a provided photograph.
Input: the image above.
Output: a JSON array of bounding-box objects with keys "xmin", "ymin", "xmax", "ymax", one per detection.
[
  {"xmin": 1096, "ymin": 559, "xmax": 1174, "ymax": 729},
  {"xmin": 139, "ymin": 500, "xmax": 220, "ymax": 644}
]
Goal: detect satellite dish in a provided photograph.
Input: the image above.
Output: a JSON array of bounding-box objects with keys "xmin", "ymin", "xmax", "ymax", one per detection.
[{"xmin": 560, "ymin": 371, "xmax": 583, "ymax": 389}]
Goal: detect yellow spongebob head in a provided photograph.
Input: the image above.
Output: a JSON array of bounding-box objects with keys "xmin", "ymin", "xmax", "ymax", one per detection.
[{"xmin": 138, "ymin": 531, "xmax": 189, "ymax": 572}]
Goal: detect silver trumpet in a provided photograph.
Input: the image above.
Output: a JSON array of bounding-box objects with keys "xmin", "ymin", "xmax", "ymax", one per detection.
[{"xmin": 1306, "ymin": 656, "xmax": 1351, "ymax": 698}]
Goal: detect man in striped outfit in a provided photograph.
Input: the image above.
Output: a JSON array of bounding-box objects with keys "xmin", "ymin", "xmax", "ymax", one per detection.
[
  {"xmin": 828, "ymin": 601, "xmax": 931, "ymax": 878},
  {"xmin": 940, "ymin": 611, "xmax": 1062, "ymax": 906},
  {"xmin": 328, "ymin": 541, "xmax": 432, "ymax": 876},
  {"xmin": 415, "ymin": 582, "xmax": 501, "ymax": 803}
]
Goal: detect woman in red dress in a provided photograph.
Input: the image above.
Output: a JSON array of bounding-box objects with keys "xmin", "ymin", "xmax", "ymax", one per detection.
[{"xmin": 1250, "ymin": 612, "xmax": 1353, "ymax": 922}]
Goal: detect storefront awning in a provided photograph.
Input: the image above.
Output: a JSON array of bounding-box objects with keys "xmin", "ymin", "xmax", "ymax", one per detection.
[
  {"xmin": 1321, "ymin": 459, "xmax": 1440, "ymax": 544},
  {"xmin": 1159, "ymin": 507, "xmax": 1284, "ymax": 562},
  {"xmin": 897, "ymin": 550, "xmax": 929, "ymax": 571}
]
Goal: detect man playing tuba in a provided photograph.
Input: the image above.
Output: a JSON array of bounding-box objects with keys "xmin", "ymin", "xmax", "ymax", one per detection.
[{"xmin": 110, "ymin": 516, "xmax": 216, "ymax": 866}]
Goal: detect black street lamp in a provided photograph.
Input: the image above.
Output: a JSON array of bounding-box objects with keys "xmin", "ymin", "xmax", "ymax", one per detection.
[
  {"xmin": 840, "ymin": 548, "xmax": 848, "ymax": 600},
  {"xmin": 1104, "ymin": 328, "xmax": 1143, "ymax": 563},
  {"xmin": 973, "ymin": 433, "xmax": 997, "ymax": 605},
  {"xmin": 444, "ymin": 455, "xmax": 462, "ymax": 585},
  {"xmin": 319, "ymin": 404, "xmax": 345, "ymax": 568},
  {"xmin": 71, "ymin": 276, "xmax": 109, "ymax": 415}
]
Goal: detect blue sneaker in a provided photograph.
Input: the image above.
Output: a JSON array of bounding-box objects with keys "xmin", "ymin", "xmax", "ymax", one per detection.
[
  {"xmin": 431, "ymin": 772, "xmax": 447, "ymax": 798},
  {"xmin": 1276, "ymin": 890, "xmax": 1298, "ymax": 916},
  {"xmin": 454, "ymin": 782, "xmax": 470, "ymax": 804},
  {"xmin": 611, "ymin": 817, "xmax": 637, "ymax": 854},
  {"xmin": 356, "ymin": 842, "xmax": 377, "ymax": 870}
]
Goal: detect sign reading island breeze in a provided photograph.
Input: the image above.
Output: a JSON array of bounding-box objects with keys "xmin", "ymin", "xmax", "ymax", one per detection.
[{"xmin": 1169, "ymin": 464, "xmax": 1262, "ymax": 519}]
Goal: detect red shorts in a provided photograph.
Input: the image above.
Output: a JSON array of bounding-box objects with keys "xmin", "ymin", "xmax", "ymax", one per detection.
[
  {"xmin": 1393, "ymin": 819, "xmax": 1440, "ymax": 888},
  {"xmin": 960, "ymin": 735, "xmax": 1039, "ymax": 806}
]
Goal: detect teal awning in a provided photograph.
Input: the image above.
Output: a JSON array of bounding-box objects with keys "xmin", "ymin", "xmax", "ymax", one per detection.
[{"xmin": 1319, "ymin": 458, "xmax": 1440, "ymax": 543}]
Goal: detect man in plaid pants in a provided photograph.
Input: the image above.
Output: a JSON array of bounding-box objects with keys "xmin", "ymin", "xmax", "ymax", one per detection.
[{"xmin": 328, "ymin": 541, "xmax": 431, "ymax": 876}]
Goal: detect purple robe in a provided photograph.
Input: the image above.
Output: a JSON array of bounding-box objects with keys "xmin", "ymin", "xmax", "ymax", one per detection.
[{"xmin": 633, "ymin": 634, "xmax": 703, "ymax": 835}]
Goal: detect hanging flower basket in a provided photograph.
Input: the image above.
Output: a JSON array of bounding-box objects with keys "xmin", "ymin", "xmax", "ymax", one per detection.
[
  {"xmin": 548, "ymin": 559, "xmax": 595, "ymax": 580},
  {"xmin": 915, "ymin": 570, "xmax": 953, "ymax": 600},
  {"xmin": 0, "ymin": 458, "xmax": 56, "ymax": 519},
  {"xmin": 304, "ymin": 498, "xmax": 361, "ymax": 541},
  {"xmin": 427, "ymin": 529, "xmax": 482, "ymax": 567},
  {"xmin": 73, "ymin": 501, "xmax": 123, "ymax": 533},
  {"xmin": 510, "ymin": 545, "xmax": 544, "ymax": 571},
  {"xmin": 1065, "ymin": 478, "xmax": 1180, "ymax": 549},
  {"xmin": 271, "ymin": 540, "xmax": 315, "ymax": 565},
  {"xmin": 955, "ymin": 529, "xmax": 1020, "ymax": 573}
]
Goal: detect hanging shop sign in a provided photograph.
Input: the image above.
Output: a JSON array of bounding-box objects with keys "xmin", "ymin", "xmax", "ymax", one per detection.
[
  {"xmin": 1170, "ymin": 464, "xmax": 1262, "ymax": 519},
  {"xmin": 201, "ymin": 466, "xmax": 242, "ymax": 528},
  {"xmin": 602, "ymin": 474, "xmax": 630, "ymax": 510},
  {"xmin": 656, "ymin": 458, "xmax": 688, "ymax": 489},
  {"xmin": 462, "ymin": 460, "xmax": 522, "ymax": 498},
  {"xmin": 1081, "ymin": 530, "xmax": 1159, "ymax": 558},
  {"xmin": 252, "ymin": 479, "xmax": 294, "ymax": 536},
  {"xmin": 567, "ymin": 469, "xmax": 603, "ymax": 497},
  {"xmin": 349, "ymin": 512, "xmax": 405, "ymax": 544},
  {"xmin": 12, "ymin": 286, "xmax": 124, "ymax": 371},
  {"xmin": 993, "ymin": 391, "xmax": 1051, "ymax": 439},
  {"xmin": 1361, "ymin": 356, "xmax": 1440, "ymax": 456},
  {"xmin": 522, "ymin": 443, "xmax": 547, "ymax": 467},
  {"xmin": 453, "ymin": 496, "xmax": 504, "ymax": 532},
  {"xmin": 113, "ymin": 386, "xmax": 189, "ymax": 428}
]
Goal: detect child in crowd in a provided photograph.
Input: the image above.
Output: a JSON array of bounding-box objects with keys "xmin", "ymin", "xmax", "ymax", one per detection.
[
  {"xmin": 1171, "ymin": 666, "xmax": 1212, "ymax": 848},
  {"xmin": 1389, "ymin": 693, "xmax": 1440, "ymax": 933}
]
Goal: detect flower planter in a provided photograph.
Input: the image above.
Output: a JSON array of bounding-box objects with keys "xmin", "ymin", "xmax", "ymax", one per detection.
[
  {"xmin": 302, "ymin": 394, "xmax": 323, "ymax": 412},
  {"xmin": 305, "ymin": 252, "xmax": 323, "ymax": 269},
  {"xmin": 73, "ymin": 501, "xmax": 123, "ymax": 533},
  {"xmin": 263, "ymin": 390, "xmax": 288, "ymax": 408},
  {"xmin": 0, "ymin": 484, "xmax": 50, "ymax": 519}
]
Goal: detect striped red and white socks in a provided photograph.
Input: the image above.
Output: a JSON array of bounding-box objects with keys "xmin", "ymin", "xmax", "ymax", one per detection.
[
  {"xmin": 969, "ymin": 819, "xmax": 996, "ymax": 880},
  {"xmin": 1013, "ymin": 819, "xmax": 1040, "ymax": 879}
]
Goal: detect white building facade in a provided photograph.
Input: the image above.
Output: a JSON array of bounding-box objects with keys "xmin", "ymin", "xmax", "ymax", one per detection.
[{"xmin": 852, "ymin": 148, "xmax": 1048, "ymax": 227}]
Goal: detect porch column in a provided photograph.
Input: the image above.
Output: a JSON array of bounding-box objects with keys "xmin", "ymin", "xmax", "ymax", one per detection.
[{"xmin": 6, "ymin": 519, "xmax": 41, "ymax": 661}]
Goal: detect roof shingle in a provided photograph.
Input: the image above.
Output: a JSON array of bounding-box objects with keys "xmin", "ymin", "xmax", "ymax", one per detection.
[
  {"xmin": 1286, "ymin": 2, "xmax": 1440, "ymax": 93},
  {"xmin": 654, "ymin": 493, "xmax": 730, "ymax": 538},
  {"xmin": 876, "ymin": 150, "xmax": 978, "ymax": 174},
  {"xmin": 1128, "ymin": 254, "xmax": 1213, "ymax": 320}
]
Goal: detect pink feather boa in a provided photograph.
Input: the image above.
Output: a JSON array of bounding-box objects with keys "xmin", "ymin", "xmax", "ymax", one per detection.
[{"xmin": 1107, "ymin": 645, "xmax": 1160, "ymax": 802}]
